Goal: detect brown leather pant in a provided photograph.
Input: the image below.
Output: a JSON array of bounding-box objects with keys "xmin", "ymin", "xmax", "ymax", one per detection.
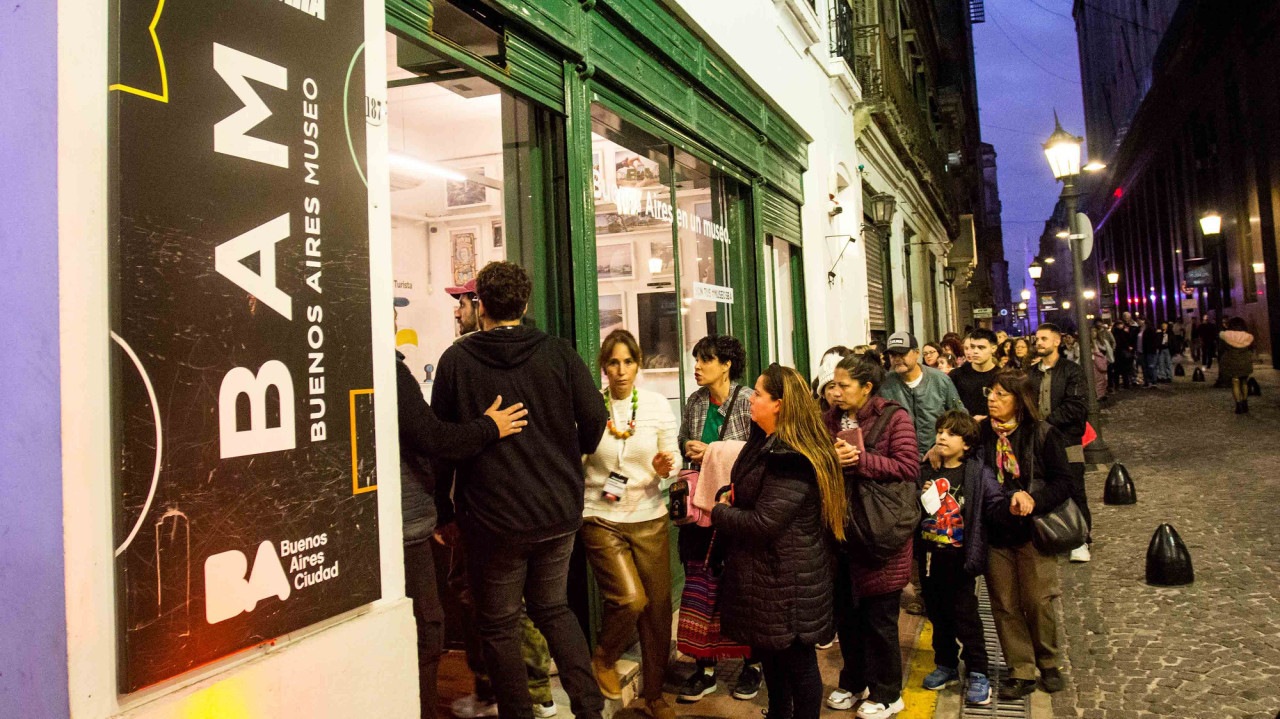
[{"xmin": 581, "ymin": 515, "xmax": 672, "ymax": 701}]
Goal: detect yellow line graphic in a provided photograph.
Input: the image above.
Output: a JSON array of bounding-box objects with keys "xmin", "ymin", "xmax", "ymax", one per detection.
[
  {"xmin": 109, "ymin": 0, "xmax": 169, "ymax": 103},
  {"xmin": 350, "ymin": 389, "xmax": 377, "ymax": 495}
]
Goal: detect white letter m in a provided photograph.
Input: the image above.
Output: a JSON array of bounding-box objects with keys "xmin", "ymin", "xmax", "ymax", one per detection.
[{"xmin": 213, "ymin": 43, "xmax": 288, "ymax": 168}]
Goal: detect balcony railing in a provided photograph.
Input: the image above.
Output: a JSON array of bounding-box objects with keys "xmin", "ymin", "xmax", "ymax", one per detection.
[
  {"xmin": 853, "ymin": 23, "xmax": 955, "ymax": 221},
  {"xmin": 829, "ymin": 0, "xmax": 856, "ymax": 70}
]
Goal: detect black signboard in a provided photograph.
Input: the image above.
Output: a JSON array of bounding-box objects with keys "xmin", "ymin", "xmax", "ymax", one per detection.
[
  {"xmin": 1039, "ymin": 291, "xmax": 1059, "ymax": 312},
  {"xmin": 1183, "ymin": 257, "xmax": 1215, "ymax": 288},
  {"xmin": 109, "ymin": 0, "xmax": 378, "ymax": 692}
]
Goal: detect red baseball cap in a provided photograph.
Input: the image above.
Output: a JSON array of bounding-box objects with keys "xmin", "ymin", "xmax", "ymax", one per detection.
[{"xmin": 445, "ymin": 279, "xmax": 477, "ymax": 298}]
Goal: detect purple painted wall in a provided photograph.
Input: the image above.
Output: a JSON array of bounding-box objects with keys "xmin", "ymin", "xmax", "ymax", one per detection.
[{"xmin": 0, "ymin": 1, "xmax": 70, "ymax": 716}]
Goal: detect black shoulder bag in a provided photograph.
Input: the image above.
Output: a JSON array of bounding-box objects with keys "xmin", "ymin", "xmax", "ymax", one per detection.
[
  {"xmin": 1027, "ymin": 423, "xmax": 1088, "ymax": 555},
  {"xmin": 843, "ymin": 406, "xmax": 921, "ymax": 566}
]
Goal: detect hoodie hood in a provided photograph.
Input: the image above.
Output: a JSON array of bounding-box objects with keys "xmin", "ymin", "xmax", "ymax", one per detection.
[
  {"xmin": 458, "ymin": 324, "xmax": 550, "ymax": 369},
  {"xmin": 1222, "ymin": 330, "xmax": 1254, "ymax": 349}
]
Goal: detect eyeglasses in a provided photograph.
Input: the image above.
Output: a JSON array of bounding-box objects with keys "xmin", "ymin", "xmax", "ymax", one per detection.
[{"xmin": 982, "ymin": 387, "xmax": 1012, "ymax": 399}]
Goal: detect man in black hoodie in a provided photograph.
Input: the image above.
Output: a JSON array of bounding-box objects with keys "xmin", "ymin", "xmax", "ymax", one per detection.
[{"xmin": 434, "ymin": 261, "xmax": 609, "ymax": 719}]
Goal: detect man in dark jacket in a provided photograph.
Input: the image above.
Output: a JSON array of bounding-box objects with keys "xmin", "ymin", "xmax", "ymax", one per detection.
[
  {"xmin": 396, "ymin": 340, "xmax": 527, "ymax": 719},
  {"xmin": 1027, "ymin": 324, "xmax": 1092, "ymax": 562},
  {"xmin": 433, "ymin": 261, "xmax": 609, "ymax": 719}
]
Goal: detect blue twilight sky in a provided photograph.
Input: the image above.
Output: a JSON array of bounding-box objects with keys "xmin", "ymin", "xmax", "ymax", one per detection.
[{"xmin": 972, "ymin": 0, "xmax": 1085, "ymax": 299}]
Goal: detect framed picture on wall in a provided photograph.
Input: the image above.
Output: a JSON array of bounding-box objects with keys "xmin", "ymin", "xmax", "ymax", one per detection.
[
  {"xmin": 597, "ymin": 241, "xmax": 635, "ymax": 281},
  {"xmin": 648, "ymin": 239, "xmax": 674, "ymax": 278},
  {"xmin": 492, "ymin": 221, "xmax": 504, "ymax": 249},
  {"xmin": 450, "ymin": 227, "xmax": 479, "ymax": 286},
  {"xmin": 446, "ymin": 168, "xmax": 488, "ymax": 208},
  {"xmin": 635, "ymin": 291, "xmax": 679, "ymax": 369},
  {"xmin": 614, "ymin": 150, "xmax": 662, "ymax": 189},
  {"xmin": 598, "ymin": 293, "xmax": 626, "ymax": 340}
]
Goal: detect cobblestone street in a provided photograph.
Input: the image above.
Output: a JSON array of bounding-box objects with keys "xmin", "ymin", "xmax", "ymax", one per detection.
[{"xmin": 1052, "ymin": 365, "xmax": 1280, "ymax": 719}]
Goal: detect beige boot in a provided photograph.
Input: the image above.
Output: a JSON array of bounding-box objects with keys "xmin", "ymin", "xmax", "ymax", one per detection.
[{"xmin": 591, "ymin": 649, "xmax": 622, "ymax": 700}]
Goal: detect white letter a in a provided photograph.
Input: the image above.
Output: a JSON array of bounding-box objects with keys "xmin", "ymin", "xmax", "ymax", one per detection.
[
  {"xmin": 216, "ymin": 214, "xmax": 293, "ymax": 320},
  {"xmin": 214, "ymin": 43, "xmax": 288, "ymax": 168}
]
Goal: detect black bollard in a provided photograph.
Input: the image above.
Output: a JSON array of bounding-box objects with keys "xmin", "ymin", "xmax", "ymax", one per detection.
[
  {"xmin": 1103, "ymin": 463, "xmax": 1137, "ymax": 505},
  {"xmin": 1174, "ymin": 363, "xmax": 1185, "ymax": 377},
  {"xmin": 1146, "ymin": 524, "xmax": 1194, "ymax": 586},
  {"xmin": 1248, "ymin": 377, "xmax": 1262, "ymax": 396},
  {"xmin": 1192, "ymin": 367, "xmax": 1205, "ymax": 383}
]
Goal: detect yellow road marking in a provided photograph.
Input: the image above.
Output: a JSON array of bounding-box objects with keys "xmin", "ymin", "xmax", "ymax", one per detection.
[{"xmin": 899, "ymin": 620, "xmax": 939, "ymax": 719}]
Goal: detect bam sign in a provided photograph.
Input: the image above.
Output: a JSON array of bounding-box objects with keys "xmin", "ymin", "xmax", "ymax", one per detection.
[{"xmin": 109, "ymin": 0, "xmax": 378, "ymax": 692}]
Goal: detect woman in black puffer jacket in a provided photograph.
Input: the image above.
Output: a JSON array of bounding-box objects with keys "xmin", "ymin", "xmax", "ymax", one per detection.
[{"xmin": 712, "ymin": 364, "xmax": 847, "ymax": 719}]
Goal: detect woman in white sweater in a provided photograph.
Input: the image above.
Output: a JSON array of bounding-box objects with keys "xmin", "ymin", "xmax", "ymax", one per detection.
[{"xmin": 584, "ymin": 329, "xmax": 680, "ymax": 719}]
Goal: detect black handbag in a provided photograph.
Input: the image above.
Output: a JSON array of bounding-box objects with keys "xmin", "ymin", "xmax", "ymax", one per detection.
[
  {"xmin": 843, "ymin": 407, "xmax": 920, "ymax": 566},
  {"xmin": 1026, "ymin": 423, "xmax": 1088, "ymax": 554}
]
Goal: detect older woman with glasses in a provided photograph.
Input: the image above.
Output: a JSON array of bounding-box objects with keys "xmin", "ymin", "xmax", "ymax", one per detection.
[{"xmin": 978, "ymin": 371, "xmax": 1074, "ymax": 700}]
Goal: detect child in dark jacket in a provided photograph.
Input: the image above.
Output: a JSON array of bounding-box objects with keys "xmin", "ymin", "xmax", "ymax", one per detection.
[{"xmin": 916, "ymin": 411, "xmax": 1006, "ymax": 706}]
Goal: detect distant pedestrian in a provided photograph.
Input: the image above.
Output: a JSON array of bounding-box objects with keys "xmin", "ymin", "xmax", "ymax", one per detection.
[
  {"xmin": 941, "ymin": 335, "xmax": 967, "ymax": 367},
  {"xmin": 1012, "ymin": 338, "xmax": 1033, "ymax": 370},
  {"xmin": 936, "ymin": 352, "xmax": 957, "ymax": 374},
  {"xmin": 1139, "ymin": 318, "xmax": 1159, "ymax": 387},
  {"xmin": 1155, "ymin": 322, "xmax": 1173, "ymax": 382},
  {"xmin": 922, "ymin": 342, "xmax": 943, "ymax": 369},
  {"xmin": 1219, "ymin": 317, "xmax": 1256, "ymax": 414},
  {"xmin": 1090, "ymin": 327, "xmax": 1109, "ymax": 402},
  {"xmin": 1198, "ymin": 315, "xmax": 1220, "ymax": 370},
  {"xmin": 980, "ymin": 370, "xmax": 1075, "ymax": 700},
  {"xmin": 713, "ymin": 364, "xmax": 847, "ymax": 719}
]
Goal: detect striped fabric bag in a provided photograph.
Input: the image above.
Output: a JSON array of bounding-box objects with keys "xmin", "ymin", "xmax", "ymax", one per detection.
[{"xmin": 675, "ymin": 533, "xmax": 750, "ymax": 660}]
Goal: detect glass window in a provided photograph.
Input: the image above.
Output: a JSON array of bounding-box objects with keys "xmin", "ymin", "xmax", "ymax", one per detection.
[
  {"xmin": 674, "ymin": 152, "xmax": 741, "ymax": 399},
  {"xmin": 769, "ymin": 239, "xmax": 796, "ymax": 366},
  {"xmin": 387, "ymin": 31, "xmax": 564, "ymax": 396},
  {"xmin": 590, "ymin": 105, "xmax": 680, "ymax": 403}
]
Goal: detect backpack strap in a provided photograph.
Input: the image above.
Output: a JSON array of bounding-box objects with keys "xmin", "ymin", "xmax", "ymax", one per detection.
[{"xmin": 863, "ymin": 405, "xmax": 903, "ymax": 450}]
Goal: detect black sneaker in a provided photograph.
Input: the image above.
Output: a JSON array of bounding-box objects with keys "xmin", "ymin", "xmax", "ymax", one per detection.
[
  {"xmin": 732, "ymin": 663, "xmax": 763, "ymax": 700},
  {"xmin": 1040, "ymin": 667, "xmax": 1064, "ymax": 693},
  {"xmin": 997, "ymin": 678, "xmax": 1036, "ymax": 701},
  {"xmin": 677, "ymin": 669, "xmax": 717, "ymax": 703}
]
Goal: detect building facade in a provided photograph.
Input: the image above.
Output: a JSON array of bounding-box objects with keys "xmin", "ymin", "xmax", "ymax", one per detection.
[
  {"xmin": 1072, "ymin": 0, "xmax": 1279, "ymax": 363},
  {"xmin": 3, "ymin": 0, "xmax": 988, "ymax": 716}
]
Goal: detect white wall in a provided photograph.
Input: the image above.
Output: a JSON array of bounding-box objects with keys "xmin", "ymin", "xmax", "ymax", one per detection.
[
  {"xmin": 57, "ymin": 1, "xmax": 419, "ymax": 716},
  {"xmin": 663, "ymin": 0, "xmax": 871, "ymax": 360}
]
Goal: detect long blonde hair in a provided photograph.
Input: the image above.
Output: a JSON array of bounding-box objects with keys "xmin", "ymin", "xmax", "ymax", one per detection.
[{"xmin": 761, "ymin": 364, "xmax": 847, "ymax": 541}]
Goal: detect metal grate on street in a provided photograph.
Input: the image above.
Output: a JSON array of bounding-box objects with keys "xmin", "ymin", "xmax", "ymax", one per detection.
[{"xmin": 959, "ymin": 578, "xmax": 1031, "ymax": 719}]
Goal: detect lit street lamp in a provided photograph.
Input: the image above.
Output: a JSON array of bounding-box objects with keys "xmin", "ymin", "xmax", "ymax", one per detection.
[
  {"xmin": 1083, "ymin": 289, "xmax": 1096, "ymax": 300},
  {"xmin": 1028, "ymin": 261, "xmax": 1043, "ymax": 280},
  {"xmin": 1200, "ymin": 211, "xmax": 1222, "ymax": 236},
  {"xmin": 1021, "ymin": 288, "xmax": 1032, "ymax": 301},
  {"xmin": 1044, "ymin": 112, "xmax": 1111, "ymax": 463}
]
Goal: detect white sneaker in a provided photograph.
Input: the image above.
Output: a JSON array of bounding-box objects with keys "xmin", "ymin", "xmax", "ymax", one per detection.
[
  {"xmin": 1069, "ymin": 544, "xmax": 1092, "ymax": 562},
  {"xmin": 826, "ymin": 688, "xmax": 868, "ymax": 711},
  {"xmin": 856, "ymin": 697, "xmax": 904, "ymax": 719},
  {"xmin": 533, "ymin": 701, "xmax": 559, "ymax": 718},
  {"xmin": 548, "ymin": 659, "xmax": 559, "ymax": 676},
  {"xmin": 452, "ymin": 695, "xmax": 499, "ymax": 719}
]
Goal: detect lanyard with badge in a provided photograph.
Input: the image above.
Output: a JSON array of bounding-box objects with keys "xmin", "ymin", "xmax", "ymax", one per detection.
[{"xmin": 601, "ymin": 389, "xmax": 639, "ymax": 502}]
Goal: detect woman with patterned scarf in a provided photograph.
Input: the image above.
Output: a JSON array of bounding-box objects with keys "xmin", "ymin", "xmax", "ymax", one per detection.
[{"xmin": 977, "ymin": 370, "xmax": 1075, "ymax": 701}]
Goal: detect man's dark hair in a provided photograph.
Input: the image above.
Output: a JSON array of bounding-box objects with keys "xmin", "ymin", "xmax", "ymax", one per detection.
[
  {"xmin": 936, "ymin": 410, "xmax": 980, "ymax": 450},
  {"xmin": 967, "ymin": 328, "xmax": 998, "ymax": 346},
  {"xmin": 1037, "ymin": 322, "xmax": 1064, "ymax": 336},
  {"xmin": 692, "ymin": 335, "xmax": 747, "ymax": 381},
  {"xmin": 836, "ymin": 355, "xmax": 887, "ymax": 393},
  {"xmin": 475, "ymin": 261, "xmax": 532, "ymax": 322},
  {"xmin": 1227, "ymin": 316, "xmax": 1247, "ymax": 331}
]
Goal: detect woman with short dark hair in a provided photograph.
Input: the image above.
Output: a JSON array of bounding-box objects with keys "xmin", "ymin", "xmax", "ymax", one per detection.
[
  {"xmin": 583, "ymin": 330, "xmax": 680, "ymax": 718},
  {"xmin": 674, "ymin": 334, "xmax": 762, "ymax": 702},
  {"xmin": 979, "ymin": 370, "xmax": 1074, "ymax": 700},
  {"xmin": 922, "ymin": 342, "xmax": 943, "ymax": 369}
]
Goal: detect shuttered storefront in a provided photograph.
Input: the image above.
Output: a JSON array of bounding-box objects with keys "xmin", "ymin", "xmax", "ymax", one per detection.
[
  {"xmin": 866, "ymin": 226, "xmax": 888, "ymax": 332},
  {"xmin": 760, "ymin": 187, "xmax": 802, "ymax": 246}
]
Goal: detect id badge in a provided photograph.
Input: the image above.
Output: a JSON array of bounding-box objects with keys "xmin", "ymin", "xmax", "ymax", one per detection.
[{"xmin": 602, "ymin": 472, "xmax": 630, "ymax": 502}]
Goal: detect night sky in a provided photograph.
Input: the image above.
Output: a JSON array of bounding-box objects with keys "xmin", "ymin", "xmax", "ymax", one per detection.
[{"xmin": 972, "ymin": 0, "xmax": 1086, "ymax": 300}]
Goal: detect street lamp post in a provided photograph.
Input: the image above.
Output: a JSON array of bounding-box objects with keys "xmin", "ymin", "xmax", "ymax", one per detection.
[
  {"xmin": 1044, "ymin": 113, "xmax": 1112, "ymax": 463},
  {"xmin": 1107, "ymin": 270, "xmax": 1120, "ymax": 318},
  {"xmin": 1028, "ymin": 260, "xmax": 1044, "ymax": 329}
]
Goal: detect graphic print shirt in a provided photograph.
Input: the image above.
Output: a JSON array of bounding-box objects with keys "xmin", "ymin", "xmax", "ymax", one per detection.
[{"xmin": 920, "ymin": 464, "xmax": 966, "ymax": 548}]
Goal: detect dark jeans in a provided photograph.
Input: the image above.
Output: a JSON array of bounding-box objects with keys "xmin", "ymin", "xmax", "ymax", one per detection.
[
  {"xmin": 465, "ymin": 529, "xmax": 603, "ymax": 719},
  {"xmin": 836, "ymin": 561, "xmax": 902, "ymax": 706},
  {"xmin": 1144, "ymin": 353, "xmax": 1159, "ymax": 385},
  {"xmin": 757, "ymin": 642, "xmax": 822, "ymax": 719},
  {"xmin": 405, "ymin": 540, "xmax": 445, "ymax": 719},
  {"xmin": 917, "ymin": 548, "xmax": 987, "ymax": 675},
  {"xmin": 1068, "ymin": 455, "xmax": 1092, "ymax": 536}
]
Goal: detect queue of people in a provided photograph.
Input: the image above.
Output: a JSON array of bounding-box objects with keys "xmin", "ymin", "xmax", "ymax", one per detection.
[{"xmin": 396, "ymin": 261, "xmax": 1103, "ymax": 719}]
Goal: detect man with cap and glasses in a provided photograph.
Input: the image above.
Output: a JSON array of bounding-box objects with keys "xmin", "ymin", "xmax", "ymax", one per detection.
[
  {"xmin": 877, "ymin": 332, "xmax": 967, "ymax": 459},
  {"xmin": 447, "ymin": 279, "xmax": 481, "ymax": 339}
]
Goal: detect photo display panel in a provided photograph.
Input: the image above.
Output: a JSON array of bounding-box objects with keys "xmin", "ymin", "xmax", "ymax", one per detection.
[{"xmin": 109, "ymin": 0, "xmax": 380, "ymax": 692}]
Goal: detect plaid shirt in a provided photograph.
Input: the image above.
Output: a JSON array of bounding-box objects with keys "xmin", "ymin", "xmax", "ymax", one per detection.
[{"xmin": 678, "ymin": 382, "xmax": 755, "ymax": 467}]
